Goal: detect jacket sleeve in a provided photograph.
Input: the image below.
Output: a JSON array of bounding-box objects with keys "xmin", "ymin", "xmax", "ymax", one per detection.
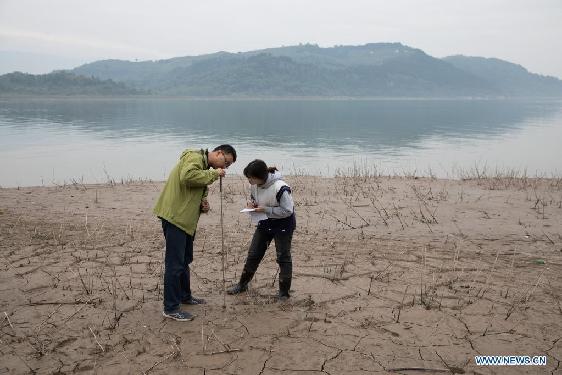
[
  {"xmin": 265, "ymin": 190, "xmax": 294, "ymax": 218},
  {"xmin": 179, "ymin": 153, "xmax": 219, "ymax": 187},
  {"xmin": 250, "ymin": 186, "xmax": 256, "ymax": 204}
]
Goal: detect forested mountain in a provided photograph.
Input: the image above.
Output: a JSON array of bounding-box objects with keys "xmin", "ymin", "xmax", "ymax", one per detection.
[
  {"xmin": 0, "ymin": 71, "xmax": 142, "ymax": 96},
  {"xmin": 3, "ymin": 43, "xmax": 561, "ymax": 97},
  {"xmin": 443, "ymin": 55, "xmax": 562, "ymax": 97}
]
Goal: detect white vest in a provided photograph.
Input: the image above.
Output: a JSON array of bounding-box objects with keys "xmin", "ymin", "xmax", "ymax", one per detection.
[{"xmin": 251, "ymin": 180, "xmax": 289, "ymax": 207}]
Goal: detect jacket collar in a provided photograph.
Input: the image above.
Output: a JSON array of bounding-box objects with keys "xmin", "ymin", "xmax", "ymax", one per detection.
[{"xmin": 202, "ymin": 149, "xmax": 210, "ymax": 169}]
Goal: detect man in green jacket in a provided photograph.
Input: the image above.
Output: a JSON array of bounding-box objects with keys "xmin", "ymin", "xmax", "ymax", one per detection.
[{"xmin": 154, "ymin": 145, "xmax": 236, "ymax": 321}]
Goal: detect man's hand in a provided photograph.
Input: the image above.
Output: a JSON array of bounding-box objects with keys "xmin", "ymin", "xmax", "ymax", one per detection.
[
  {"xmin": 216, "ymin": 168, "xmax": 226, "ymax": 177},
  {"xmin": 254, "ymin": 206, "xmax": 266, "ymax": 213},
  {"xmin": 201, "ymin": 199, "xmax": 210, "ymax": 213}
]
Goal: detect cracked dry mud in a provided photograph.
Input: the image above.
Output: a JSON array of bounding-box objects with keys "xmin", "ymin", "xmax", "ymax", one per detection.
[{"xmin": 1, "ymin": 175, "xmax": 561, "ymax": 374}]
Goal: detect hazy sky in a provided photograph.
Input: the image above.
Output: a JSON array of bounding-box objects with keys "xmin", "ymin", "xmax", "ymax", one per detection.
[{"xmin": 1, "ymin": 0, "xmax": 561, "ymax": 77}]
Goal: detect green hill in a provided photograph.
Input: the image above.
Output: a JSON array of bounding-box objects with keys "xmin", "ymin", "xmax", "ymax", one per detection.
[
  {"xmin": 443, "ymin": 55, "xmax": 562, "ymax": 96},
  {"xmin": 0, "ymin": 71, "xmax": 143, "ymax": 96},
  {"xmin": 71, "ymin": 43, "xmax": 562, "ymax": 97},
  {"xmin": 3, "ymin": 43, "xmax": 561, "ymax": 97}
]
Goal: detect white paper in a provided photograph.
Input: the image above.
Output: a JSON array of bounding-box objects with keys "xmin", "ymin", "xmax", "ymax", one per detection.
[
  {"xmin": 240, "ymin": 207, "xmax": 268, "ymax": 224},
  {"xmin": 240, "ymin": 208, "xmax": 256, "ymax": 213}
]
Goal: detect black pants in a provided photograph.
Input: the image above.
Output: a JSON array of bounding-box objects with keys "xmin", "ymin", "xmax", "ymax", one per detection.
[
  {"xmin": 239, "ymin": 228, "xmax": 293, "ymax": 296},
  {"xmin": 162, "ymin": 219, "xmax": 193, "ymax": 313}
]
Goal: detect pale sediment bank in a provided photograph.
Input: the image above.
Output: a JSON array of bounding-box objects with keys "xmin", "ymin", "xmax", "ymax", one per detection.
[{"xmin": 1, "ymin": 175, "xmax": 561, "ymax": 374}]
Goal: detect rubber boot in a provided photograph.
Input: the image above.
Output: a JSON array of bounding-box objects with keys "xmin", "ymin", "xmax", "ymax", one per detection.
[
  {"xmin": 226, "ymin": 269, "xmax": 253, "ymax": 295},
  {"xmin": 278, "ymin": 263, "xmax": 292, "ymax": 299}
]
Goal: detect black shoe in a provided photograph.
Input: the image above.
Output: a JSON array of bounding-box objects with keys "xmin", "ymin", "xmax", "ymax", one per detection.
[
  {"xmin": 182, "ymin": 296, "xmax": 206, "ymax": 305},
  {"xmin": 226, "ymin": 283, "xmax": 248, "ymax": 295},
  {"xmin": 278, "ymin": 292, "xmax": 290, "ymax": 302},
  {"xmin": 162, "ymin": 310, "xmax": 195, "ymax": 321}
]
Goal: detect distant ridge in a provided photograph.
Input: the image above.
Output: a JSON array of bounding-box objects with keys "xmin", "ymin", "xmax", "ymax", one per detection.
[
  {"xmin": 0, "ymin": 71, "xmax": 143, "ymax": 96},
  {"xmin": 443, "ymin": 55, "xmax": 562, "ymax": 97},
  {"xmin": 2, "ymin": 43, "xmax": 561, "ymax": 97}
]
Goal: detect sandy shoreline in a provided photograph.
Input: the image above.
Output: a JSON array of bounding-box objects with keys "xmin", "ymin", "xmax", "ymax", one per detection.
[{"xmin": 1, "ymin": 175, "xmax": 561, "ymax": 374}]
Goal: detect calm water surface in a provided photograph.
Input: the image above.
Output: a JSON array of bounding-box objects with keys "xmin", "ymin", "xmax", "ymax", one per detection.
[{"xmin": 1, "ymin": 98, "xmax": 561, "ymax": 187}]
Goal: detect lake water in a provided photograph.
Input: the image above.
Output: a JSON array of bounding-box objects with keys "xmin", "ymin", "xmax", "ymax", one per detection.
[{"xmin": 1, "ymin": 98, "xmax": 561, "ymax": 187}]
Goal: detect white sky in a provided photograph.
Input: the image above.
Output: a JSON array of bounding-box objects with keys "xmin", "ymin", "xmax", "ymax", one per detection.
[{"xmin": 1, "ymin": 0, "xmax": 561, "ymax": 77}]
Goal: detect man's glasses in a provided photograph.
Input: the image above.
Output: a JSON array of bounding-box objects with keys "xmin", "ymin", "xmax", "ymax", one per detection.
[{"xmin": 221, "ymin": 152, "xmax": 233, "ymax": 168}]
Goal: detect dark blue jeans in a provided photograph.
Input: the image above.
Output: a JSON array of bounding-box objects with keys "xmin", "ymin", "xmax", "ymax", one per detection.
[{"xmin": 162, "ymin": 219, "xmax": 193, "ymax": 313}]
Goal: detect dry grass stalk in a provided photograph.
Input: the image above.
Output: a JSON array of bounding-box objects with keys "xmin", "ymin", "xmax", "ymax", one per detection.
[{"xmin": 88, "ymin": 326, "xmax": 105, "ymax": 352}]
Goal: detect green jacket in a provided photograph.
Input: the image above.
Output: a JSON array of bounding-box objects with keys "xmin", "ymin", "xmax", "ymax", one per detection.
[{"xmin": 153, "ymin": 149, "xmax": 220, "ymax": 235}]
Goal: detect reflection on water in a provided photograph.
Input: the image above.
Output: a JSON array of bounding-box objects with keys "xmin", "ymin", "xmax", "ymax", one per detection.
[{"xmin": 1, "ymin": 98, "xmax": 561, "ymax": 187}]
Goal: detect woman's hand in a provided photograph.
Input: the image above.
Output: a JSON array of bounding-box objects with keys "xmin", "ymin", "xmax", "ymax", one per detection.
[
  {"xmin": 246, "ymin": 200, "xmax": 257, "ymax": 209},
  {"xmin": 254, "ymin": 206, "xmax": 266, "ymax": 213}
]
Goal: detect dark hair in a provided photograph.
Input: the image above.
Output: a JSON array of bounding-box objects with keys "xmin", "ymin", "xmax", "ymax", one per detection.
[
  {"xmin": 213, "ymin": 144, "xmax": 237, "ymax": 162},
  {"xmin": 243, "ymin": 159, "xmax": 278, "ymax": 181}
]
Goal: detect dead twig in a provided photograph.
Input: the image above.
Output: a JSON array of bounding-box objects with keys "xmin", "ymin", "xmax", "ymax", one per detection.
[
  {"xmin": 524, "ymin": 271, "xmax": 545, "ymax": 303},
  {"xmin": 1, "ymin": 256, "xmax": 25, "ymax": 279},
  {"xmin": 143, "ymin": 349, "xmax": 177, "ymax": 374},
  {"xmin": 207, "ymin": 348, "xmax": 241, "ymax": 355},
  {"xmin": 34, "ymin": 304, "xmax": 63, "ymax": 332},
  {"xmin": 88, "ymin": 326, "xmax": 105, "ymax": 352},
  {"xmin": 61, "ymin": 296, "xmax": 99, "ymax": 324},
  {"xmin": 396, "ymin": 285, "xmax": 409, "ymax": 323},
  {"xmin": 3, "ymin": 311, "xmax": 15, "ymax": 330}
]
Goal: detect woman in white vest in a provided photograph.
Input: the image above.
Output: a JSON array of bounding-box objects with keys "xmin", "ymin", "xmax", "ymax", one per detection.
[{"xmin": 227, "ymin": 159, "xmax": 296, "ymax": 300}]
